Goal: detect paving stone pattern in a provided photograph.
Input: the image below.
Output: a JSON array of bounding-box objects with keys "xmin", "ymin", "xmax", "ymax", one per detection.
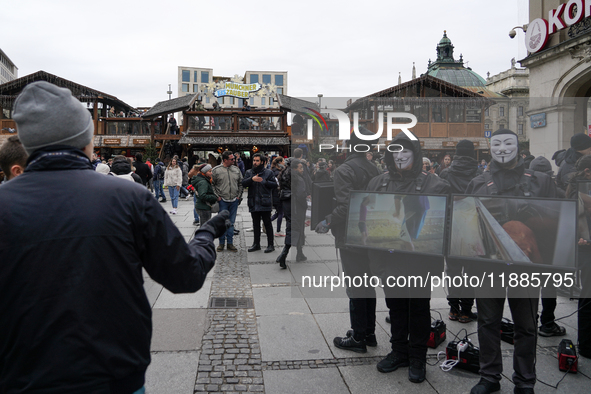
[{"xmin": 195, "ymin": 211, "xmax": 265, "ymax": 394}]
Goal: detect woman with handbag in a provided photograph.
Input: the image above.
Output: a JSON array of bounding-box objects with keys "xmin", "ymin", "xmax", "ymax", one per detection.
[
  {"xmin": 164, "ymin": 158, "xmax": 182, "ymax": 214},
  {"xmin": 191, "ymin": 164, "xmax": 219, "ymax": 226}
]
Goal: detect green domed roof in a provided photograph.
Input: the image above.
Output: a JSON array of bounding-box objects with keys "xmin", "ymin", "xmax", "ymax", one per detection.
[
  {"xmin": 427, "ymin": 31, "xmax": 487, "ymax": 87},
  {"xmin": 427, "ymin": 68, "xmax": 486, "ymax": 87}
]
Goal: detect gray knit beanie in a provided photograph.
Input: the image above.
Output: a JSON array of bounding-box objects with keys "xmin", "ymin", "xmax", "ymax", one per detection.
[{"xmin": 13, "ymin": 81, "xmax": 94, "ymax": 155}]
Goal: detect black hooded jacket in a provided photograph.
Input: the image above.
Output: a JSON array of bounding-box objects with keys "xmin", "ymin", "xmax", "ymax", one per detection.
[
  {"xmin": 111, "ymin": 157, "xmax": 143, "ymax": 184},
  {"xmin": 366, "ymin": 134, "xmax": 449, "ymax": 195},
  {"xmin": 466, "ymin": 157, "xmax": 557, "ymax": 198},
  {"xmin": 0, "ymin": 146, "xmax": 217, "ymax": 393},
  {"xmin": 439, "ymin": 156, "xmax": 482, "ymax": 194},
  {"xmin": 556, "ymin": 148, "xmax": 582, "ymax": 191}
]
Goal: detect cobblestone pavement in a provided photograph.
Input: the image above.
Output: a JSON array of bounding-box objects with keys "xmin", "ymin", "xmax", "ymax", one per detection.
[{"xmin": 144, "ymin": 195, "xmax": 591, "ymax": 394}]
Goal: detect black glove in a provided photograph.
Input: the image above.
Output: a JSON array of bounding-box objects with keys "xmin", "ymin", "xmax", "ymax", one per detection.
[{"xmin": 199, "ymin": 210, "xmax": 231, "ymax": 238}]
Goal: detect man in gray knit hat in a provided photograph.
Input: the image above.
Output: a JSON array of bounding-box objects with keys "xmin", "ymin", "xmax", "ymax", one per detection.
[{"xmin": 0, "ymin": 81, "xmax": 230, "ymax": 393}]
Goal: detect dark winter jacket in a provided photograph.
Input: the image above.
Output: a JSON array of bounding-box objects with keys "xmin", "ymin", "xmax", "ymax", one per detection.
[
  {"xmin": 242, "ymin": 166, "xmax": 277, "ymax": 212},
  {"xmin": 271, "ymin": 166, "xmax": 283, "ymax": 207},
  {"xmin": 439, "ymin": 156, "xmax": 482, "ymax": 194},
  {"xmin": 329, "ymin": 152, "xmax": 381, "ymax": 247},
  {"xmin": 313, "ymin": 168, "xmax": 332, "ymax": 183},
  {"xmin": 556, "ymin": 148, "xmax": 582, "ymax": 191},
  {"xmin": 133, "ymin": 160, "xmax": 151, "ymax": 185},
  {"xmin": 466, "ymin": 158, "xmax": 557, "ymax": 198},
  {"xmin": 153, "ymin": 161, "xmax": 165, "ymax": 181},
  {"xmin": 236, "ymin": 158, "xmax": 245, "ymax": 176},
  {"xmin": 191, "ymin": 173, "xmax": 218, "ymax": 211},
  {"xmin": 0, "ymin": 146, "xmax": 217, "ymax": 394}
]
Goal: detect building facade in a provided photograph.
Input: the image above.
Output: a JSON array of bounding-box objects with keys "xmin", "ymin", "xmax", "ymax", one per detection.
[
  {"xmin": 521, "ymin": 0, "xmax": 591, "ymax": 162},
  {"xmin": 485, "ymin": 61, "xmax": 531, "ymax": 142},
  {"xmin": 177, "ymin": 66, "xmax": 287, "ymax": 109},
  {"xmin": 0, "ymin": 49, "xmax": 17, "ymax": 85}
]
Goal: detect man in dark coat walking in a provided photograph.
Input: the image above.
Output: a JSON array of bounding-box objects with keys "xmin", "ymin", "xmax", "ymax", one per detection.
[
  {"xmin": 133, "ymin": 153, "xmax": 151, "ymax": 186},
  {"xmin": 242, "ymin": 152, "xmax": 277, "ymax": 253},
  {"xmin": 0, "ymin": 81, "xmax": 230, "ymax": 394}
]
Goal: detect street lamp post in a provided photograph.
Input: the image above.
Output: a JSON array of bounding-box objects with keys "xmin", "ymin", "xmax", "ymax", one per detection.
[
  {"xmin": 318, "ymin": 94, "xmax": 323, "ymax": 111},
  {"xmin": 167, "ymin": 84, "xmax": 172, "ymax": 100}
]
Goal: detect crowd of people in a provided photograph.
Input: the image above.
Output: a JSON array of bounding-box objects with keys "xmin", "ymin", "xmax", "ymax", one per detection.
[
  {"xmin": 311, "ymin": 129, "xmax": 591, "ymax": 394},
  {"xmin": 1, "ymin": 81, "xmax": 590, "ymax": 394}
]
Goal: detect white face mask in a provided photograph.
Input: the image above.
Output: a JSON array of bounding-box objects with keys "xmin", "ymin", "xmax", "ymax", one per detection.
[
  {"xmin": 392, "ymin": 149, "xmax": 414, "ymax": 170},
  {"xmin": 490, "ymin": 134, "xmax": 518, "ymax": 164}
]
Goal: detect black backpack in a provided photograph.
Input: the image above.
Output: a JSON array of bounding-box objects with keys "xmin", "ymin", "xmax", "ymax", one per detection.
[{"xmin": 155, "ymin": 164, "xmax": 165, "ymax": 180}]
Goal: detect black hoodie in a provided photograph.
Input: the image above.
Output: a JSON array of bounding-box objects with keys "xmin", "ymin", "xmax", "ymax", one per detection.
[
  {"xmin": 367, "ymin": 134, "xmax": 449, "ymax": 195},
  {"xmin": 439, "ymin": 156, "xmax": 482, "ymax": 194},
  {"xmin": 556, "ymin": 148, "xmax": 582, "ymax": 191}
]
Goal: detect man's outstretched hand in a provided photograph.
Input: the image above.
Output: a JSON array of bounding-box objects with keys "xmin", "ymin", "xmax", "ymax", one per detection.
[{"xmin": 200, "ymin": 210, "xmax": 231, "ymax": 238}]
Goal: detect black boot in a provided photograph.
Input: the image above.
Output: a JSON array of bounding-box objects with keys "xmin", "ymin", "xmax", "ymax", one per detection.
[
  {"xmin": 276, "ymin": 245, "xmax": 290, "ymax": 269},
  {"xmin": 296, "ymin": 246, "xmax": 307, "ymax": 262}
]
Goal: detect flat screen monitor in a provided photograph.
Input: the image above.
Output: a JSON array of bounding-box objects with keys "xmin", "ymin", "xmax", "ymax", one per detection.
[
  {"xmin": 448, "ymin": 195, "xmax": 577, "ymax": 271},
  {"xmin": 577, "ymin": 181, "xmax": 591, "ymax": 242},
  {"xmin": 311, "ymin": 182, "xmax": 335, "ymax": 229},
  {"xmin": 345, "ymin": 191, "xmax": 447, "ymax": 257}
]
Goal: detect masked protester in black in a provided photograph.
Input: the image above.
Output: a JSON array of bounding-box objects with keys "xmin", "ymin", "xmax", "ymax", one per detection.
[
  {"xmin": 315, "ymin": 127, "xmax": 381, "ymax": 354},
  {"xmin": 465, "ymin": 129, "xmax": 557, "ymax": 394},
  {"xmin": 363, "ymin": 134, "xmax": 449, "ymax": 384},
  {"xmin": 565, "ymin": 155, "xmax": 591, "ymax": 360},
  {"xmin": 439, "ymin": 140, "xmax": 481, "ymax": 322}
]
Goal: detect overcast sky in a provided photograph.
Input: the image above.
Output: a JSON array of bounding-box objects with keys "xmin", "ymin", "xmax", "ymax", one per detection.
[{"xmin": 3, "ymin": 0, "xmax": 529, "ymax": 108}]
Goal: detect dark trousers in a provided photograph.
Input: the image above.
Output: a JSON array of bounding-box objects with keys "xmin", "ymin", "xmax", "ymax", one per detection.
[
  {"xmin": 540, "ymin": 285, "xmax": 557, "ymax": 326},
  {"xmin": 341, "ymin": 248, "xmax": 376, "ymax": 339},
  {"xmin": 446, "ymin": 259, "xmax": 475, "ymax": 313},
  {"xmin": 196, "ymin": 209, "xmax": 212, "ymax": 227},
  {"xmin": 579, "ymin": 265, "xmax": 591, "ymax": 355},
  {"xmin": 271, "ymin": 203, "xmax": 284, "ymax": 232},
  {"xmin": 386, "ymin": 297, "xmax": 431, "ymax": 361},
  {"xmin": 282, "ymin": 199, "xmax": 291, "ymax": 246},
  {"xmin": 252, "ymin": 211, "xmax": 274, "ymax": 247},
  {"xmin": 475, "ymin": 295, "xmax": 538, "ymax": 388}
]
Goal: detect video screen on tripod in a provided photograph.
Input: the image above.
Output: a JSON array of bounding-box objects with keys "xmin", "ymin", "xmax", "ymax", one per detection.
[
  {"xmin": 448, "ymin": 195, "xmax": 577, "ymax": 270},
  {"xmin": 577, "ymin": 181, "xmax": 591, "ymax": 243},
  {"xmin": 345, "ymin": 191, "xmax": 447, "ymax": 256}
]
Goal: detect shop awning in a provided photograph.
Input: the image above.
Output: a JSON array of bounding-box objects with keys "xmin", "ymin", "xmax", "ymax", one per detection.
[{"xmin": 179, "ymin": 135, "xmax": 290, "ymax": 145}]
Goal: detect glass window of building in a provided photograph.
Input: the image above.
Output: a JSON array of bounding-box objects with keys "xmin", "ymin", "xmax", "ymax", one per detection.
[
  {"xmin": 250, "ymin": 97, "xmax": 254, "ymax": 105},
  {"xmin": 499, "ymin": 124, "xmax": 505, "ymax": 129},
  {"xmin": 218, "ymin": 97, "xmax": 224, "ymax": 104},
  {"xmin": 277, "ymin": 87, "xmax": 283, "ymax": 95},
  {"xmin": 466, "ymin": 106, "xmax": 482, "ymax": 123},
  {"xmin": 485, "ymin": 123, "xmax": 490, "ymax": 130},
  {"xmin": 518, "ymin": 106, "xmax": 524, "ymax": 117},
  {"xmin": 499, "ymin": 106, "xmax": 505, "ymax": 117},
  {"xmin": 230, "ymin": 97, "xmax": 235, "ymax": 105},
  {"xmin": 518, "ymin": 124, "xmax": 524, "ymax": 135},
  {"xmin": 275, "ymin": 75, "xmax": 284, "ymax": 86},
  {"xmin": 182, "ymin": 70, "xmax": 190, "ymax": 82},
  {"xmin": 413, "ymin": 104, "xmax": 429, "ymax": 122},
  {"xmin": 250, "ymin": 74, "xmax": 259, "ymax": 84},
  {"xmin": 448, "ymin": 103, "xmax": 464, "ymax": 123},
  {"xmin": 201, "ymin": 71, "xmax": 209, "ymax": 83},
  {"xmin": 485, "ymin": 107, "xmax": 489, "ymax": 117},
  {"xmin": 431, "ymin": 103, "xmax": 445, "ymax": 123},
  {"xmin": 261, "ymin": 97, "xmax": 266, "ymax": 106},
  {"xmin": 262, "ymin": 74, "xmax": 271, "ymax": 84},
  {"xmin": 193, "ymin": 84, "xmax": 199, "ymax": 93},
  {"xmin": 182, "ymin": 83, "xmax": 189, "ymax": 92},
  {"xmin": 269, "ymin": 97, "xmax": 274, "ymax": 105},
  {"xmin": 194, "ymin": 71, "xmax": 198, "ymax": 82}
]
